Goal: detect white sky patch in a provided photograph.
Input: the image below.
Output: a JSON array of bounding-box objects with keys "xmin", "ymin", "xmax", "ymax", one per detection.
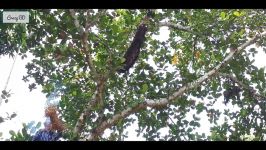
[
  {"xmin": 152, "ymin": 26, "xmax": 170, "ymax": 42},
  {"xmin": 0, "ymin": 54, "xmax": 47, "ymax": 139}
]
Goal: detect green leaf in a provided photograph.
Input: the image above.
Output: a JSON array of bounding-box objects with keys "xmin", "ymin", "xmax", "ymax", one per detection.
[
  {"xmin": 17, "ymin": 132, "xmax": 23, "ymax": 139},
  {"xmin": 72, "ymin": 90, "xmax": 77, "ymax": 96},
  {"xmin": 258, "ymin": 68, "xmax": 265, "ymax": 80},
  {"xmin": 120, "ymin": 58, "xmax": 126, "ymax": 63},
  {"xmin": 196, "ymin": 103, "xmax": 205, "ymax": 114},
  {"xmin": 214, "ymin": 93, "xmax": 222, "ymax": 99},
  {"xmin": 240, "ymin": 11, "xmax": 246, "ymax": 16},
  {"xmin": 240, "ymin": 109, "xmax": 247, "ymax": 117},
  {"xmin": 207, "ymin": 96, "xmax": 213, "ymax": 99},
  {"xmin": 239, "ymin": 29, "xmax": 245, "ymax": 37},
  {"xmin": 22, "ymin": 127, "xmax": 28, "ymax": 136},
  {"xmin": 233, "ymin": 11, "xmax": 241, "ymax": 17},
  {"xmin": 187, "ymin": 128, "xmax": 193, "ymax": 133},
  {"xmin": 220, "ymin": 12, "xmax": 226, "ymax": 19},
  {"xmin": 141, "ymin": 84, "xmax": 148, "ymax": 93},
  {"xmin": 194, "ymin": 122, "xmax": 201, "ymax": 127},
  {"xmin": 189, "ymin": 121, "xmax": 195, "ymax": 126},
  {"xmin": 9, "ymin": 130, "xmax": 16, "ymax": 136},
  {"xmin": 189, "ymin": 134, "xmax": 195, "ymax": 140},
  {"xmin": 36, "ymin": 122, "xmax": 42, "ymax": 129}
]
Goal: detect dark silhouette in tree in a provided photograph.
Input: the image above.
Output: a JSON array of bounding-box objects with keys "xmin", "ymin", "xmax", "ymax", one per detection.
[
  {"xmin": 117, "ymin": 24, "xmax": 148, "ymax": 73},
  {"xmin": 223, "ymin": 83, "xmax": 242, "ymax": 105},
  {"xmin": 117, "ymin": 10, "xmax": 154, "ymax": 73}
]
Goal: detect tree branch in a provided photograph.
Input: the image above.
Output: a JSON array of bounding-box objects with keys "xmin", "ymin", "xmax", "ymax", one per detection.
[
  {"xmin": 218, "ymin": 73, "xmax": 266, "ymax": 101},
  {"xmin": 159, "ymin": 22, "xmax": 203, "ymax": 37},
  {"xmin": 69, "ymin": 9, "xmax": 97, "ymax": 80},
  {"xmin": 70, "ymin": 9, "xmax": 108, "ymax": 137},
  {"xmin": 73, "ymin": 75, "xmax": 107, "ymax": 137},
  {"xmin": 69, "ymin": 9, "xmax": 84, "ymax": 35},
  {"xmin": 219, "ymin": 72, "xmax": 266, "ymax": 122},
  {"xmin": 87, "ymin": 102, "xmax": 147, "ymax": 141},
  {"xmin": 159, "ymin": 22, "xmax": 192, "ymax": 32},
  {"xmin": 86, "ymin": 31, "xmax": 266, "ymax": 141},
  {"xmin": 73, "ymin": 91, "xmax": 97, "ymax": 136}
]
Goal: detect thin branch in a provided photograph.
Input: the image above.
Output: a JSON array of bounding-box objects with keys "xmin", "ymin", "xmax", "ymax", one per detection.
[
  {"xmin": 69, "ymin": 9, "xmax": 84, "ymax": 35},
  {"xmin": 218, "ymin": 73, "xmax": 247, "ymax": 88},
  {"xmin": 84, "ymin": 10, "xmax": 115, "ymax": 76},
  {"xmin": 159, "ymin": 22, "xmax": 192, "ymax": 32},
  {"xmin": 93, "ymin": 34, "xmax": 112, "ymax": 52},
  {"xmin": 218, "ymin": 73, "xmax": 266, "ymax": 101},
  {"xmin": 85, "ymin": 10, "xmax": 92, "ymax": 32},
  {"xmin": 0, "ymin": 54, "xmax": 17, "ymax": 106},
  {"xmin": 85, "ymin": 31, "xmax": 266, "ymax": 141},
  {"xmin": 159, "ymin": 22, "xmax": 203, "ymax": 37},
  {"xmin": 81, "ymin": 37, "xmax": 97, "ymax": 79},
  {"xmin": 219, "ymin": 72, "xmax": 266, "ymax": 122}
]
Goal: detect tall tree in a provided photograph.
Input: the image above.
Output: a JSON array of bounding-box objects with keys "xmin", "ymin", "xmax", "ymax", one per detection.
[{"xmin": 2, "ymin": 9, "xmax": 266, "ymax": 141}]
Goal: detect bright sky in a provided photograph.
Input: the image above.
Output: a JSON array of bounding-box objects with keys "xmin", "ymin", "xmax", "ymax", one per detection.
[
  {"xmin": 0, "ymin": 22, "xmax": 265, "ymax": 141},
  {"xmin": 0, "ymin": 53, "xmax": 46, "ymax": 140}
]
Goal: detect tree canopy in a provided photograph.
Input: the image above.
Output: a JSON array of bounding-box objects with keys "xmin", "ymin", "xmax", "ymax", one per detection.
[{"xmin": 1, "ymin": 9, "xmax": 266, "ymax": 141}]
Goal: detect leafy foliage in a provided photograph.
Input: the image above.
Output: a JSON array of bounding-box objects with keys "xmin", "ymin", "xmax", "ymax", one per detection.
[
  {"xmin": 1, "ymin": 9, "xmax": 266, "ymax": 141},
  {"xmin": 8, "ymin": 121, "xmax": 41, "ymax": 141}
]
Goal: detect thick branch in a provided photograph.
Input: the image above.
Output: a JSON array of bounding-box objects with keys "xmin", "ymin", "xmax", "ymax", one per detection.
[
  {"xmin": 87, "ymin": 103, "xmax": 147, "ymax": 141},
  {"xmin": 73, "ymin": 92, "xmax": 97, "ymax": 135},
  {"xmin": 81, "ymin": 36, "xmax": 97, "ymax": 79},
  {"xmin": 73, "ymin": 76, "xmax": 107, "ymax": 137},
  {"xmin": 70, "ymin": 10, "xmax": 112, "ymax": 138},
  {"xmin": 69, "ymin": 9, "xmax": 97, "ymax": 80},
  {"xmin": 86, "ymin": 31, "xmax": 266, "ymax": 141}
]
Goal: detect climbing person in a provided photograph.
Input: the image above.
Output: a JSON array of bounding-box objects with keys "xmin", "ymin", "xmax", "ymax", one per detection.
[{"xmin": 32, "ymin": 105, "xmax": 65, "ymax": 141}]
